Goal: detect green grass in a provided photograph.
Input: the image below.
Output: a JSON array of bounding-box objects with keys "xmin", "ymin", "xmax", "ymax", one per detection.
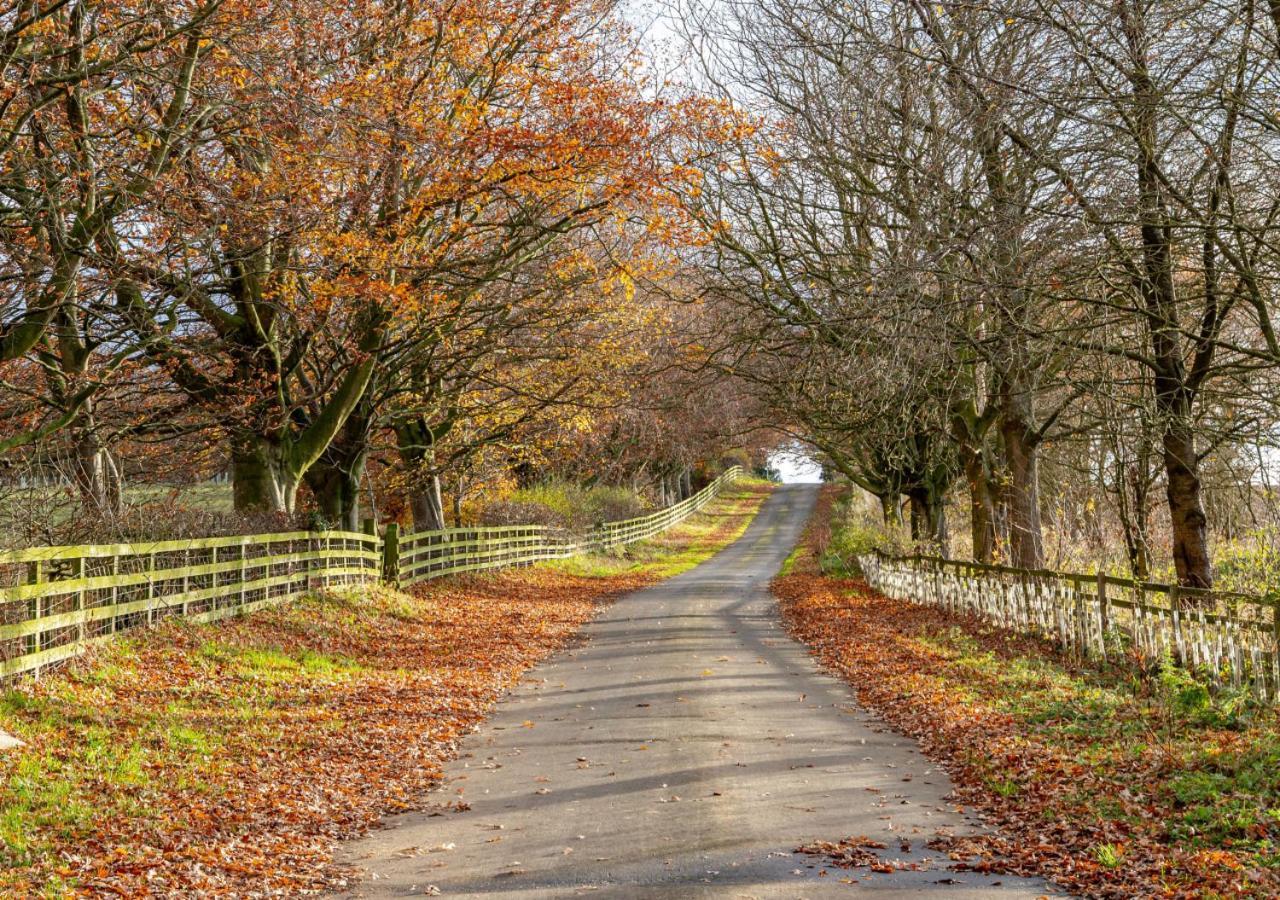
[
  {"xmin": 547, "ymin": 480, "xmax": 771, "ymax": 580},
  {"xmin": 124, "ymin": 483, "xmax": 234, "ymax": 514},
  {"xmin": 778, "ymin": 542, "xmax": 806, "ymax": 577},
  {"xmin": 0, "ymin": 618, "xmax": 370, "ymax": 880},
  {"xmin": 0, "ymin": 482, "xmax": 234, "ymax": 533},
  {"xmin": 0, "ymin": 482, "xmax": 772, "ymax": 890},
  {"xmin": 906, "ymin": 619, "xmax": 1280, "ymax": 865}
]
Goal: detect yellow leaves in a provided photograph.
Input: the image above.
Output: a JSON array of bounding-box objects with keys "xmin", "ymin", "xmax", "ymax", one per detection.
[{"xmin": 616, "ymin": 267, "xmax": 636, "ymax": 304}]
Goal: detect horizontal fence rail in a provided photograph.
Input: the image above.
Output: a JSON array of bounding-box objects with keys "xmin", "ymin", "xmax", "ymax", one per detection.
[
  {"xmin": 393, "ymin": 466, "xmax": 743, "ymax": 587},
  {"xmin": 0, "ymin": 467, "xmax": 743, "ymax": 680},
  {"xmin": 858, "ymin": 550, "xmax": 1280, "ymax": 702},
  {"xmin": 0, "ymin": 531, "xmax": 380, "ymax": 680},
  {"xmin": 584, "ymin": 467, "xmax": 742, "ymax": 552},
  {"xmin": 394, "ymin": 524, "xmax": 577, "ymax": 586}
]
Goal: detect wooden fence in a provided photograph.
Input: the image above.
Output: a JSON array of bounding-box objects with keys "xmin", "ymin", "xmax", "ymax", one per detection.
[
  {"xmin": 0, "ymin": 467, "xmax": 743, "ymax": 680},
  {"xmin": 392, "ymin": 466, "xmax": 742, "ymax": 586},
  {"xmin": 0, "ymin": 530, "xmax": 381, "ymax": 680},
  {"xmin": 587, "ymin": 467, "xmax": 743, "ymax": 550},
  {"xmin": 858, "ymin": 550, "xmax": 1280, "ymax": 701}
]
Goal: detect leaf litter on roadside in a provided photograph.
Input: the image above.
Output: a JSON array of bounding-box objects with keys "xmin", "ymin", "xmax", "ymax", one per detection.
[
  {"xmin": 0, "ymin": 486, "xmax": 771, "ymax": 896},
  {"xmin": 776, "ymin": 487, "xmax": 1278, "ymax": 899}
]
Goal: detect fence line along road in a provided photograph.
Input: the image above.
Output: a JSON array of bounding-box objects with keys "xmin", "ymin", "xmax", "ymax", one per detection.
[
  {"xmin": 859, "ymin": 550, "xmax": 1280, "ymax": 702},
  {"xmin": 394, "ymin": 466, "xmax": 743, "ymax": 586},
  {"xmin": 0, "ymin": 467, "xmax": 743, "ymax": 680}
]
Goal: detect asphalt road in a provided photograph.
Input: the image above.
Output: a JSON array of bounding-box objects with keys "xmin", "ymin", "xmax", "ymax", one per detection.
[{"xmin": 339, "ymin": 485, "xmax": 1052, "ymax": 898}]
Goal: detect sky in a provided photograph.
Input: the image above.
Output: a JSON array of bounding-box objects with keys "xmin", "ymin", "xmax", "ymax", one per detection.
[{"xmin": 768, "ymin": 446, "xmax": 823, "ymax": 483}]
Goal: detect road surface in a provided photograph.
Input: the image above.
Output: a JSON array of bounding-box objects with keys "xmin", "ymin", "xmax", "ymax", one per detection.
[{"xmin": 339, "ymin": 485, "xmax": 1051, "ymax": 898}]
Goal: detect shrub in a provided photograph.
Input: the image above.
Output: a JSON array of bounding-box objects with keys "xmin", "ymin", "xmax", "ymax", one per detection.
[
  {"xmin": 819, "ymin": 491, "xmax": 913, "ymax": 576},
  {"xmin": 476, "ymin": 481, "xmax": 649, "ymax": 532}
]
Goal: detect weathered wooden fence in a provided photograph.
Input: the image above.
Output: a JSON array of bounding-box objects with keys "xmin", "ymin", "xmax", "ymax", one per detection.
[
  {"xmin": 587, "ymin": 468, "xmax": 742, "ymax": 550},
  {"xmin": 392, "ymin": 466, "xmax": 742, "ymax": 586},
  {"xmin": 859, "ymin": 550, "xmax": 1280, "ymax": 701},
  {"xmin": 0, "ymin": 467, "xmax": 743, "ymax": 680},
  {"xmin": 0, "ymin": 530, "xmax": 381, "ymax": 680}
]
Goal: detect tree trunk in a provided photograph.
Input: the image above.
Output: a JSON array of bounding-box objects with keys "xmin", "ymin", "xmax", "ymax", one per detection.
[
  {"xmin": 972, "ymin": 88, "xmax": 1042, "ymax": 569},
  {"xmin": 1163, "ymin": 418, "xmax": 1211, "ymax": 587},
  {"xmin": 232, "ymin": 436, "xmax": 298, "ymax": 514},
  {"xmin": 935, "ymin": 501, "xmax": 949, "ymax": 559},
  {"xmin": 909, "ymin": 491, "xmax": 926, "ymax": 542},
  {"xmin": 1114, "ymin": 455, "xmax": 1153, "ymax": 580},
  {"xmin": 304, "ymin": 461, "xmax": 362, "ymax": 531},
  {"xmin": 999, "ymin": 405, "xmax": 1044, "ymax": 569},
  {"xmin": 304, "ymin": 406, "xmax": 373, "ymax": 531},
  {"xmin": 1126, "ymin": 5, "xmax": 1214, "ymax": 589},
  {"xmin": 411, "ymin": 474, "xmax": 447, "ymax": 532},
  {"xmin": 907, "ymin": 487, "xmax": 948, "ymax": 555},
  {"xmin": 879, "ymin": 493, "xmax": 903, "ymax": 528},
  {"xmin": 680, "ymin": 468, "xmax": 693, "ymax": 500},
  {"xmin": 72, "ymin": 428, "xmax": 122, "ymax": 519},
  {"xmin": 960, "ymin": 446, "xmax": 997, "ymax": 564}
]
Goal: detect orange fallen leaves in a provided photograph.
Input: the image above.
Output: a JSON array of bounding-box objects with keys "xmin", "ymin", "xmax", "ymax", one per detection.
[
  {"xmin": 0, "ymin": 483, "xmax": 770, "ymax": 896},
  {"xmin": 0, "ymin": 568, "xmax": 652, "ymax": 896},
  {"xmin": 775, "ymin": 488, "xmax": 1275, "ymax": 899}
]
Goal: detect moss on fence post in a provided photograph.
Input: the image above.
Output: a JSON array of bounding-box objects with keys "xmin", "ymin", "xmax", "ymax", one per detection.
[{"xmin": 382, "ymin": 523, "xmax": 400, "ymax": 585}]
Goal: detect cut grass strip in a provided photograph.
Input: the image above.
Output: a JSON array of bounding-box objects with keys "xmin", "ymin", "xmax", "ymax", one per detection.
[{"xmin": 548, "ymin": 478, "xmax": 773, "ymax": 579}]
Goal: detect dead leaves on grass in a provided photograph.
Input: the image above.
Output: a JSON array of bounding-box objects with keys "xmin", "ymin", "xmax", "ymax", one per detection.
[
  {"xmin": 0, "ymin": 483, "xmax": 772, "ymax": 897},
  {"xmin": 0, "ymin": 568, "xmax": 650, "ymax": 896},
  {"xmin": 775, "ymin": 488, "xmax": 1274, "ymax": 898}
]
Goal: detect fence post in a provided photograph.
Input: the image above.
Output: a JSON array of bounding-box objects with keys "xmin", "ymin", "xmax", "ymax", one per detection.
[
  {"xmin": 1069, "ymin": 575, "xmax": 1082, "ymax": 657},
  {"xmin": 361, "ymin": 518, "xmax": 377, "ymax": 583},
  {"xmin": 147, "ymin": 551, "xmax": 157, "ymax": 623},
  {"xmin": 322, "ymin": 534, "xmax": 331, "ymax": 590},
  {"xmin": 1170, "ymin": 584, "xmax": 1184, "ymax": 666},
  {"xmin": 25, "ymin": 560, "xmax": 41, "ymax": 655},
  {"xmin": 1271, "ymin": 600, "xmax": 1280, "ymax": 695},
  {"xmin": 238, "ymin": 542, "xmax": 247, "ymax": 609},
  {"xmin": 1097, "ymin": 571, "xmax": 1109, "ymax": 659},
  {"xmin": 382, "ymin": 523, "xmax": 400, "ymax": 585}
]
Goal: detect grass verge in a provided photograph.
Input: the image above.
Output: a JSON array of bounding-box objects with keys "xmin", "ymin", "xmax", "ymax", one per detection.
[
  {"xmin": 548, "ymin": 478, "xmax": 773, "ymax": 579},
  {"xmin": 775, "ymin": 486, "xmax": 1279, "ymax": 898},
  {"xmin": 0, "ymin": 480, "xmax": 772, "ymax": 896}
]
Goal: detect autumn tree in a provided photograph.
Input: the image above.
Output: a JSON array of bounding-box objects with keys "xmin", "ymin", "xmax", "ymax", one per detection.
[{"xmin": 0, "ymin": 1, "xmax": 225, "ymax": 514}]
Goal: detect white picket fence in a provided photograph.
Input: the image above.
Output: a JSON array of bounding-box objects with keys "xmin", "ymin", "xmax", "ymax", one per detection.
[{"xmin": 859, "ymin": 551, "xmax": 1280, "ymax": 701}]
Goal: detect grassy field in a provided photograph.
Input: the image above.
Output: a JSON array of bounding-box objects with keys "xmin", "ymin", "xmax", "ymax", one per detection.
[
  {"xmin": 0, "ymin": 480, "xmax": 771, "ymax": 897},
  {"xmin": 776, "ymin": 487, "xmax": 1280, "ymax": 898}
]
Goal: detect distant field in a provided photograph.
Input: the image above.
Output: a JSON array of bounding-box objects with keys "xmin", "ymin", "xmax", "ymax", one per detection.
[
  {"xmin": 0, "ymin": 482, "xmax": 236, "ymax": 549},
  {"xmin": 119, "ymin": 483, "xmax": 235, "ymax": 514}
]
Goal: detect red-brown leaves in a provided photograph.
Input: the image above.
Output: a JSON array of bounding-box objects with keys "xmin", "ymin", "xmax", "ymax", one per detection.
[
  {"xmin": 0, "ymin": 569, "xmax": 649, "ymax": 896},
  {"xmin": 774, "ymin": 491, "xmax": 1276, "ymax": 898}
]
